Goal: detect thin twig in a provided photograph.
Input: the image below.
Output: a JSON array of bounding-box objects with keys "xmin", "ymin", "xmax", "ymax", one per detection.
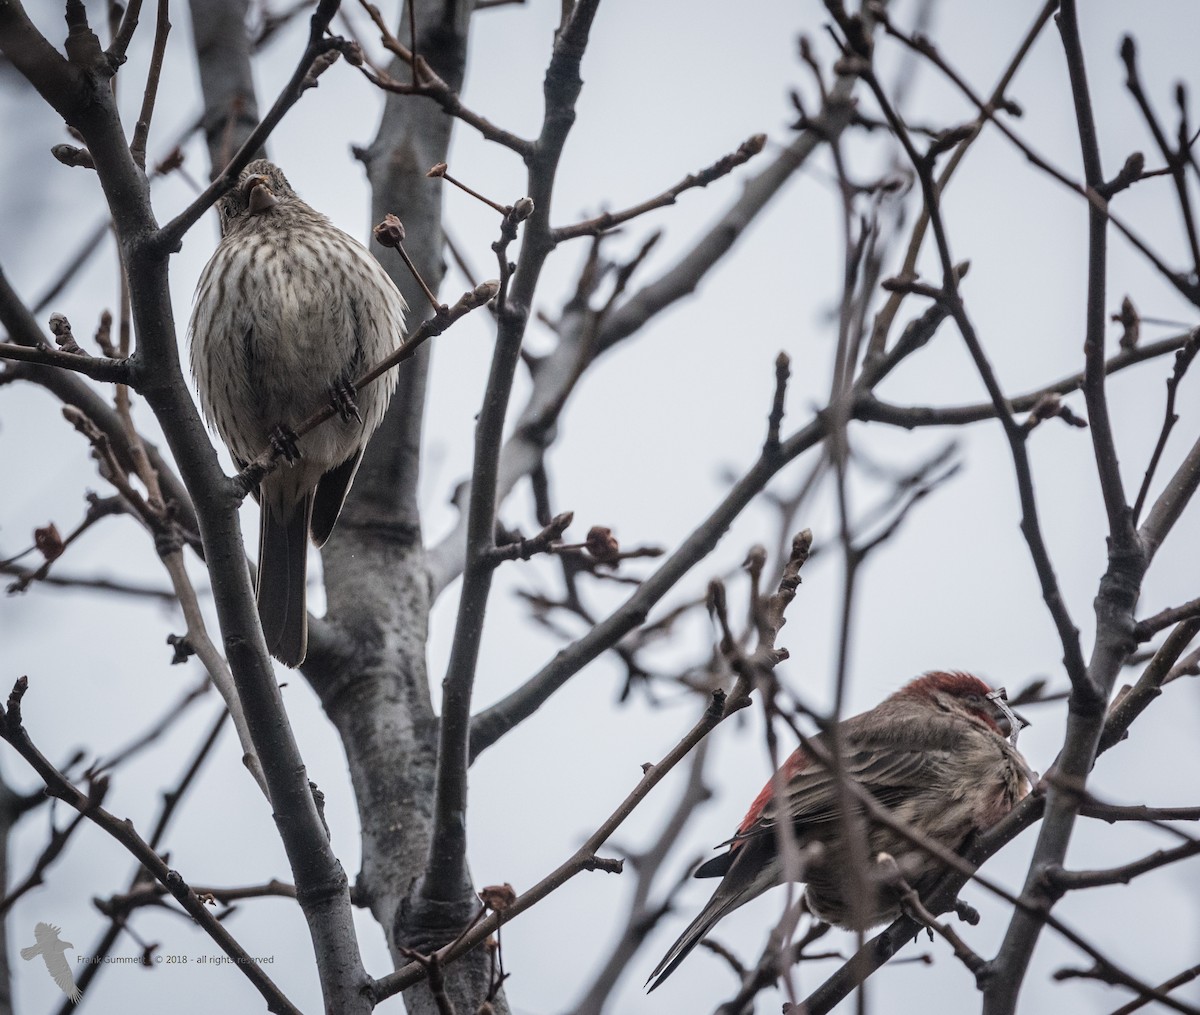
[
  {"xmin": 235, "ymin": 280, "xmax": 497, "ymax": 492},
  {"xmin": 96, "ymin": 676, "xmax": 210, "ymax": 771},
  {"xmin": 128, "ymin": 0, "xmax": 170, "ymax": 168},
  {"xmin": 1045, "ymin": 838, "xmax": 1200, "ymax": 892},
  {"xmin": 866, "ymin": 0, "xmax": 1057, "ymax": 358},
  {"xmin": 1108, "ymin": 964, "xmax": 1200, "ymax": 1015},
  {"xmin": 1079, "ymin": 801, "xmax": 1200, "ymax": 826},
  {"xmin": 1134, "ymin": 595, "xmax": 1200, "ymax": 641},
  {"xmin": 859, "ymin": 331, "xmax": 1193, "ymax": 428},
  {"xmin": 354, "ymin": 0, "xmax": 530, "ymax": 153},
  {"xmin": 879, "ymin": 15, "xmax": 1200, "ymax": 307},
  {"xmin": 878, "ymin": 855, "xmax": 987, "ymax": 979},
  {"xmin": 0, "ymin": 339, "xmax": 130, "ymax": 381},
  {"xmin": 154, "ymin": 0, "xmax": 345, "ymax": 251},
  {"xmin": 551, "ymin": 134, "xmax": 767, "ymax": 242},
  {"xmin": 0, "ymin": 807, "xmax": 91, "ymax": 917},
  {"xmin": 1131, "ymin": 330, "xmax": 1199, "ymax": 524},
  {"xmin": 376, "ymin": 690, "xmax": 730, "ymax": 1000},
  {"xmin": 106, "ymin": 0, "xmax": 145, "ymax": 62},
  {"xmin": 1120, "ymin": 36, "xmax": 1200, "ymax": 277}
]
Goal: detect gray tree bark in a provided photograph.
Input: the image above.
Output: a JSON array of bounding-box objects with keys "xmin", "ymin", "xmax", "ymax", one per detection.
[
  {"xmin": 187, "ymin": 0, "xmax": 263, "ymax": 172},
  {"xmin": 312, "ymin": 2, "xmax": 507, "ymax": 1012}
]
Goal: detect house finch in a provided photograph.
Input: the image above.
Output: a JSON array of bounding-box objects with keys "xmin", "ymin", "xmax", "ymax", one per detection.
[
  {"xmin": 647, "ymin": 671, "xmax": 1030, "ymax": 990},
  {"xmin": 189, "ymin": 159, "xmax": 407, "ymax": 666}
]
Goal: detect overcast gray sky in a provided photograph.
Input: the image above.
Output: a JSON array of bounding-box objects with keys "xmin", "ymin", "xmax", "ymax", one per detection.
[{"xmin": 3, "ymin": 1, "xmax": 1199, "ymax": 1012}]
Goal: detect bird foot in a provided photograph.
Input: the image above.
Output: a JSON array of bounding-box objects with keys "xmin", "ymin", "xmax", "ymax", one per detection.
[
  {"xmin": 269, "ymin": 425, "xmax": 302, "ymax": 464},
  {"xmin": 328, "ymin": 378, "xmax": 362, "ymax": 424}
]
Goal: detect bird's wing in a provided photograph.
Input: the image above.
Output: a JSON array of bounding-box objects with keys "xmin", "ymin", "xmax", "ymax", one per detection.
[
  {"xmin": 44, "ymin": 951, "xmax": 81, "ymax": 1002},
  {"xmin": 741, "ymin": 744, "xmax": 955, "ymax": 839}
]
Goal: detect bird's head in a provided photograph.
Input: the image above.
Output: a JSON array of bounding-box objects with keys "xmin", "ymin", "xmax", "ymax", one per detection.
[
  {"xmin": 217, "ymin": 160, "xmax": 297, "ymax": 234},
  {"xmin": 898, "ymin": 670, "xmax": 1029, "ymax": 743}
]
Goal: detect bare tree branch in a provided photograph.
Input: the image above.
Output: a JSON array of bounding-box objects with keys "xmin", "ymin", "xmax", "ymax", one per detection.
[{"xmin": 0, "ymin": 680, "xmax": 299, "ymax": 1014}]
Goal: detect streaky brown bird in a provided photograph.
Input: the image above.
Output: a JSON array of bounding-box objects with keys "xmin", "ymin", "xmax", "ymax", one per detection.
[{"xmin": 189, "ymin": 160, "xmax": 407, "ymax": 666}]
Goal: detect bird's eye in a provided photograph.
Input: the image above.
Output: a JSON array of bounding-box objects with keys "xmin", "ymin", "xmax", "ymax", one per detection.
[{"xmin": 216, "ymin": 195, "xmax": 242, "ymax": 236}]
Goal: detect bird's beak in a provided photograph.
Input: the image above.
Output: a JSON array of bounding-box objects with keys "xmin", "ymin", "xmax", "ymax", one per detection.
[
  {"xmin": 988, "ymin": 688, "xmax": 1030, "ymax": 746},
  {"xmin": 243, "ymin": 175, "xmax": 278, "ymax": 215}
]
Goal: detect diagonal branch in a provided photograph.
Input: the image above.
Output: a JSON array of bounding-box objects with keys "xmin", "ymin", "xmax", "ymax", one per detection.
[
  {"xmin": 0, "ymin": 679, "xmax": 300, "ymax": 1015},
  {"xmin": 1132, "ymin": 329, "xmax": 1200, "ymax": 524},
  {"xmin": 0, "ymin": 0, "xmax": 83, "ymax": 108},
  {"xmin": 377, "ymin": 689, "xmax": 732, "ymax": 1001},
  {"xmin": 880, "ymin": 16, "xmax": 1200, "ymax": 308},
  {"xmin": 235, "ymin": 279, "xmax": 498, "ymax": 492},
  {"xmin": 469, "ymin": 417, "xmax": 826, "ymax": 760},
  {"xmin": 154, "ymin": 0, "xmax": 345, "ymax": 251},
  {"xmin": 551, "ymin": 133, "xmax": 767, "ymax": 242},
  {"xmin": 380, "ymin": 532, "xmax": 812, "ymax": 1001},
  {"xmin": 106, "ymin": 0, "xmax": 145, "ymax": 63}
]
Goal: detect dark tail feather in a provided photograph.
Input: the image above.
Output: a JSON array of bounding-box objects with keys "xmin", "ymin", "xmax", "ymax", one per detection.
[
  {"xmin": 310, "ymin": 450, "xmax": 362, "ymax": 547},
  {"xmin": 256, "ymin": 495, "xmax": 311, "ymax": 667},
  {"xmin": 646, "ymin": 891, "xmax": 742, "ymax": 992}
]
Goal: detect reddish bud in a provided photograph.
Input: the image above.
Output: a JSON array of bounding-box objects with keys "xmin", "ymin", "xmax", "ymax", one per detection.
[
  {"xmin": 584, "ymin": 525, "xmax": 620, "ymax": 564},
  {"xmin": 373, "ymin": 214, "xmax": 406, "ymax": 248},
  {"xmin": 155, "ymin": 147, "xmax": 185, "ymax": 175},
  {"xmin": 34, "ymin": 524, "xmax": 64, "ymax": 562},
  {"xmin": 478, "ymin": 883, "xmax": 516, "ymax": 912}
]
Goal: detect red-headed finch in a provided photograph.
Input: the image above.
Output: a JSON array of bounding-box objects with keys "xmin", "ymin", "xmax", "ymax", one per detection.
[
  {"xmin": 189, "ymin": 160, "xmax": 407, "ymax": 667},
  {"xmin": 647, "ymin": 671, "xmax": 1031, "ymax": 990}
]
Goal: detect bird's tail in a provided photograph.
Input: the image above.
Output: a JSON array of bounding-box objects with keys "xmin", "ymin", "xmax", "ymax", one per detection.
[
  {"xmin": 645, "ymin": 890, "xmax": 746, "ymax": 992},
  {"xmin": 256, "ymin": 494, "xmax": 312, "ymax": 667},
  {"xmin": 19, "ymin": 945, "xmax": 37, "ymax": 961}
]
